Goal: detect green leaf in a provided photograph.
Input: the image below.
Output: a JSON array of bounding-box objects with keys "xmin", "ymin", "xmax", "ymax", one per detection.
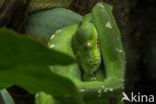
[
  {"xmin": 35, "ymin": 92, "xmax": 57, "ymax": 104},
  {"xmin": 0, "ymin": 28, "xmax": 75, "ymax": 69},
  {"xmin": 0, "ymin": 82, "xmax": 11, "ymax": 89},
  {"xmin": 0, "ymin": 28, "xmax": 82, "ymax": 104},
  {"xmin": 0, "ymin": 65, "xmax": 83, "ymax": 104}
]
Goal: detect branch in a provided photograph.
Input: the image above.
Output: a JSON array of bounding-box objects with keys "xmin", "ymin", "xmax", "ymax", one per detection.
[{"xmin": 0, "ymin": 0, "xmax": 30, "ymax": 33}]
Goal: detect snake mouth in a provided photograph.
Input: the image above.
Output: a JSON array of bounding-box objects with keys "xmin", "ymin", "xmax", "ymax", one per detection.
[{"xmin": 81, "ymin": 56, "xmax": 101, "ymax": 74}]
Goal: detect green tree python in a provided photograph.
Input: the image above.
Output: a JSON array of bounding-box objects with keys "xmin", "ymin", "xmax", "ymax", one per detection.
[{"xmin": 25, "ymin": 1, "xmax": 126, "ymax": 104}]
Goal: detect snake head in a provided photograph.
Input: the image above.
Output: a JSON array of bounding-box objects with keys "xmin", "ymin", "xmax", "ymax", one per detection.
[{"xmin": 72, "ymin": 14, "xmax": 101, "ymax": 74}]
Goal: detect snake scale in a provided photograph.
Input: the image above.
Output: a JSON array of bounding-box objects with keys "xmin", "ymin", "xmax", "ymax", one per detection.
[{"xmin": 1, "ymin": 0, "xmax": 126, "ymax": 104}]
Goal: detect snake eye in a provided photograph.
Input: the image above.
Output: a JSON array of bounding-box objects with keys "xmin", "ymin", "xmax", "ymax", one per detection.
[{"xmin": 87, "ymin": 42, "xmax": 93, "ymax": 49}]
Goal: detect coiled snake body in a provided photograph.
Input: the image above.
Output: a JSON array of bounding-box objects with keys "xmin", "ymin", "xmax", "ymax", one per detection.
[{"xmin": 26, "ymin": 1, "xmax": 126, "ymax": 103}]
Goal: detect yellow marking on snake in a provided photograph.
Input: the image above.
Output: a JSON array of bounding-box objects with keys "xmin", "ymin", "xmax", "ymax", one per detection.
[
  {"xmin": 98, "ymin": 89, "xmax": 102, "ymax": 94},
  {"xmin": 91, "ymin": 77, "xmax": 97, "ymax": 81},
  {"xmin": 97, "ymin": 89, "xmax": 102, "ymax": 97},
  {"xmin": 106, "ymin": 21, "xmax": 112, "ymax": 28},
  {"xmin": 99, "ymin": 4, "xmax": 104, "ymax": 8},
  {"xmin": 109, "ymin": 88, "xmax": 113, "ymax": 92},
  {"xmin": 80, "ymin": 89, "xmax": 85, "ymax": 92},
  {"xmin": 50, "ymin": 35, "xmax": 55, "ymax": 40},
  {"xmin": 55, "ymin": 29, "xmax": 62, "ymax": 34},
  {"xmin": 49, "ymin": 44, "xmax": 55, "ymax": 48},
  {"xmin": 87, "ymin": 42, "xmax": 93, "ymax": 49},
  {"xmin": 104, "ymin": 88, "xmax": 109, "ymax": 93},
  {"xmin": 101, "ymin": 86, "xmax": 104, "ymax": 88},
  {"xmin": 116, "ymin": 48, "xmax": 123, "ymax": 53}
]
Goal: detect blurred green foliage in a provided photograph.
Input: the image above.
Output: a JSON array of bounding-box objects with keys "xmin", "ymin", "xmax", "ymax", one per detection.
[{"xmin": 0, "ymin": 29, "xmax": 83, "ymax": 104}]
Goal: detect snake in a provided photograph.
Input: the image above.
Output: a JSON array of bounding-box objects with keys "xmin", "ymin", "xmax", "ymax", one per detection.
[{"xmin": 27, "ymin": 1, "xmax": 126, "ymax": 104}]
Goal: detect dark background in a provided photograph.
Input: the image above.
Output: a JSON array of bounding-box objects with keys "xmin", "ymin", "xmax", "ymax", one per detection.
[{"xmin": 0, "ymin": 0, "xmax": 156, "ymax": 104}]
